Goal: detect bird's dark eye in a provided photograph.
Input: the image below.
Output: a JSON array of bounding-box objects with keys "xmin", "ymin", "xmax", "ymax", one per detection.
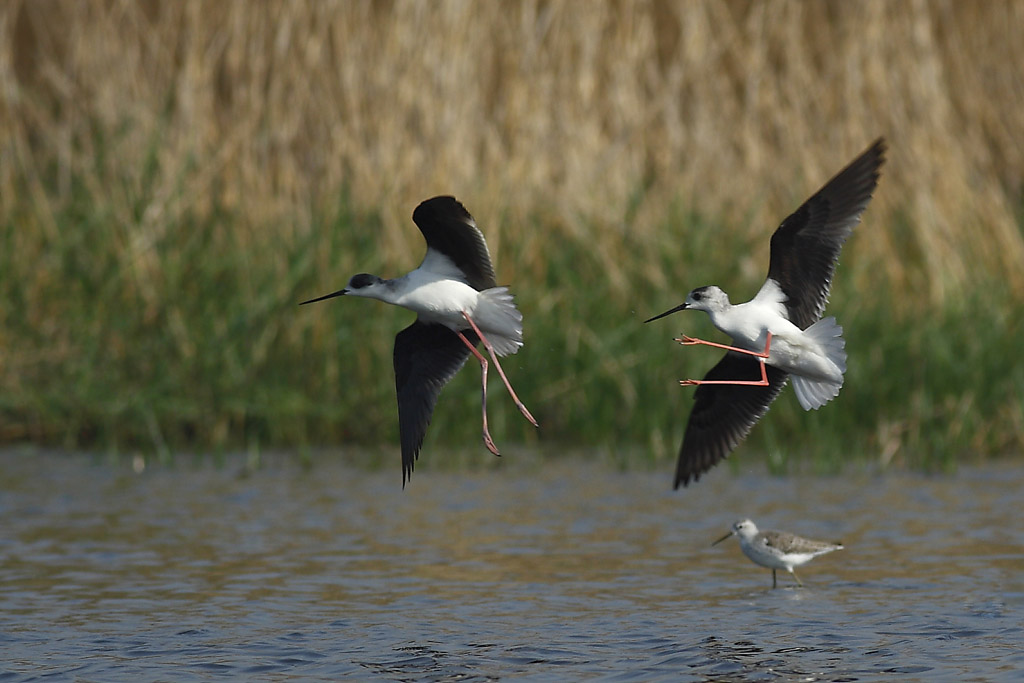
[{"xmin": 692, "ymin": 291, "xmax": 703, "ymax": 301}]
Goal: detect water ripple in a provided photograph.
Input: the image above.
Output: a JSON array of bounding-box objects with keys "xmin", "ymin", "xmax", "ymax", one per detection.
[{"xmin": 0, "ymin": 452, "xmax": 1022, "ymax": 681}]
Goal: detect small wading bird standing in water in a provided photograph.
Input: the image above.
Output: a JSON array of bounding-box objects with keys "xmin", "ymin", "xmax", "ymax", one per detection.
[
  {"xmin": 713, "ymin": 519, "xmax": 844, "ymax": 588},
  {"xmin": 646, "ymin": 139, "xmax": 886, "ymax": 488},
  {"xmin": 301, "ymin": 196, "xmax": 538, "ymax": 486}
]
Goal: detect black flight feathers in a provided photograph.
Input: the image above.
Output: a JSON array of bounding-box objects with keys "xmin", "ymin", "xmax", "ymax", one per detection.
[{"xmin": 413, "ymin": 196, "xmax": 497, "ymax": 291}]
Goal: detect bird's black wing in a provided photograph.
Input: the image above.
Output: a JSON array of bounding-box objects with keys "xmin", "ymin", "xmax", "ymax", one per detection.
[
  {"xmin": 394, "ymin": 321, "xmax": 478, "ymax": 486},
  {"xmin": 412, "ymin": 196, "xmax": 497, "ymax": 291},
  {"xmin": 674, "ymin": 353, "xmax": 789, "ymax": 488},
  {"xmin": 766, "ymin": 138, "xmax": 886, "ymax": 329}
]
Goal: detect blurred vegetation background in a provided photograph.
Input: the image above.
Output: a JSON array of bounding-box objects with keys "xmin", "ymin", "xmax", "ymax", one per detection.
[{"xmin": 1, "ymin": 1, "xmax": 1022, "ymax": 474}]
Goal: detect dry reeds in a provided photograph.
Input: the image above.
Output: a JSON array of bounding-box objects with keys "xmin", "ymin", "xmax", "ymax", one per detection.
[{"xmin": 2, "ymin": 1, "xmax": 1023, "ymax": 298}]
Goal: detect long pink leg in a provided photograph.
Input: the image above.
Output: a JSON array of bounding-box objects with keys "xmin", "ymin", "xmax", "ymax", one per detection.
[
  {"xmin": 455, "ymin": 331, "xmax": 501, "ymax": 456},
  {"xmin": 678, "ymin": 333, "xmax": 773, "ymax": 387},
  {"xmin": 462, "ymin": 312, "xmax": 539, "ymax": 427},
  {"xmin": 674, "ymin": 332, "xmax": 773, "ymax": 359},
  {"xmin": 680, "ymin": 359, "xmax": 769, "ymax": 387}
]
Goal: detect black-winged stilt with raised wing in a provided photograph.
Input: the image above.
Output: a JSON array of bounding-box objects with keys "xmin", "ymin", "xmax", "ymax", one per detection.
[
  {"xmin": 646, "ymin": 138, "xmax": 886, "ymax": 488},
  {"xmin": 301, "ymin": 196, "xmax": 537, "ymax": 486}
]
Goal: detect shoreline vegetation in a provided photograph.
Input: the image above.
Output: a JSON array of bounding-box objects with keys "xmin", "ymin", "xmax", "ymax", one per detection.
[{"xmin": 1, "ymin": 2, "xmax": 1022, "ymax": 471}]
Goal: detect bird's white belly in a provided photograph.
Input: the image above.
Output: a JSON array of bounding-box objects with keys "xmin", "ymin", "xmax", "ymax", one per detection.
[
  {"xmin": 742, "ymin": 542, "xmax": 815, "ymax": 570},
  {"xmin": 392, "ymin": 270, "xmax": 523, "ymax": 354},
  {"xmin": 741, "ymin": 542, "xmax": 791, "ymax": 569},
  {"xmin": 396, "ymin": 279, "xmax": 479, "ymax": 327},
  {"xmin": 724, "ymin": 319, "xmax": 841, "ymax": 384}
]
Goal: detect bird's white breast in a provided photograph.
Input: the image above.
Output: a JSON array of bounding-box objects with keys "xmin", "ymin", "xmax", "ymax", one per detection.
[
  {"xmin": 390, "ymin": 264, "xmax": 524, "ymax": 354},
  {"xmin": 740, "ymin": 538, "xmax": 795, "ymax": 569},
  {"xmin": 395, "ymin": 269, "xmax": 480, "ymax": 326},
  {"xmin": 712, "ymin": 300, "xmax": 800, "ymax": 350}
]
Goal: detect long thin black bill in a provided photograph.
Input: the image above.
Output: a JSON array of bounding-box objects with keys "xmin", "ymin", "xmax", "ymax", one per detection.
[
  {"xmin": 299, "ymin": 288, "xmax": 347, "ymax": 305},
  {"xmin": 711, "ymin": 531, "xmax": 734, "ymax": 547},
  {"xmin": 643, "ymin": 302, "xmax": 688, "ymax": 323}
]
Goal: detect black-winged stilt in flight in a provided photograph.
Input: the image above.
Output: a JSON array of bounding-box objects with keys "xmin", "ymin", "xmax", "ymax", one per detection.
[
  {"xmin": 646, "ymin": 138, "xmax": 886, "ymax": 488},
  {"xmin": 301, "ymin": 196, "xmax": 537, "ymax": 485}
]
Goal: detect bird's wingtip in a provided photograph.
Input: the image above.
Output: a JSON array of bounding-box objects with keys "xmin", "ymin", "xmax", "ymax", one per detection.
[
  {"xmin": 673, "ymin": 470, "xmax": 699, "ymax": 490},
  {"xmin": 866, "ymin": 136, "xmax": 888, "ymax": 166}
]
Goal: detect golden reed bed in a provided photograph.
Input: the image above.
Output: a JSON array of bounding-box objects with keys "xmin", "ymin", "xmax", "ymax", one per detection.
[{"xmin": 2, "ymin": 1, "xmax": 1023, "ymax": 304}]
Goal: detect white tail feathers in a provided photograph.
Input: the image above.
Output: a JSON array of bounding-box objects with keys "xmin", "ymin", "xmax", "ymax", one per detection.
[
  {"xmin": 791, "ymin": 316, "xmax": 847, "ymax": 411},
  {"xmin": 792, "ymin": 375, "xmax": 841, "ymax": 411},
  {"xmin": 472, "ymin": 287, "xmax": 524, "ymax": 356}
]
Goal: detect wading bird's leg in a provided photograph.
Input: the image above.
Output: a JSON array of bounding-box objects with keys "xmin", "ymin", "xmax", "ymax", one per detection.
[
  {"xmin": 790, "ymin": 569, "xmax": 803, "ymax": 588},
  {"xmin": 455, "ymin": 331, "xmax": 501, "ymax": 456},
  {"xmin": 462, "ymin": 312, "xmax": 539, "ymax": 427},
  {"xmin": 674, "ymin": 332, "xmax": 773, "ymax": 359},
  {"xmin": 772, "ymin": 570, "xmax": 778, "ymax": 589},
  {"xmin": 678, "ymin": 332, "xmax": 772, "ymax": 387},
  {"xmin": 680, "ymin": 360, "xmax": 769, "ymax": 387}
]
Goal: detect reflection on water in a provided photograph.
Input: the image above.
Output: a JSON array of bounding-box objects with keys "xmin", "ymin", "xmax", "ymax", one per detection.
[{"xmin": 1, "ymin": 450, "xmax": 1022, "ymax": 681}]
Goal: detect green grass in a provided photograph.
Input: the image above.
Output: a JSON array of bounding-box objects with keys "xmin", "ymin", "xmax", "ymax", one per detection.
[
  {"xmin": 2, "ymin": 179, "xmax": 1022, "ymax": 475},
  {"xmin": 5, "ymin": 0, "xmax": 1024, "ymax": 476}
]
